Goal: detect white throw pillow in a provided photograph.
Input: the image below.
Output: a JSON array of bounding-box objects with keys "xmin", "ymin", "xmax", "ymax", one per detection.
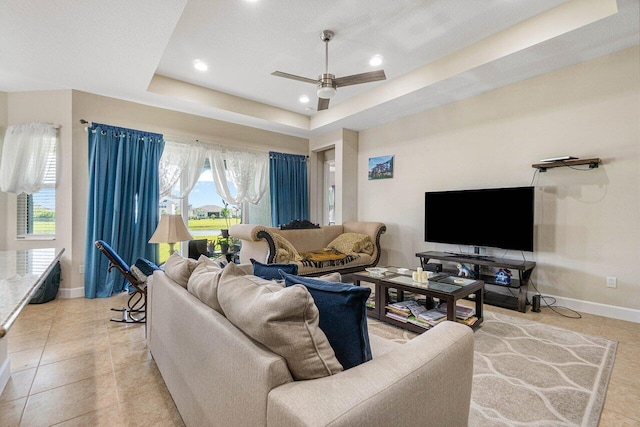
[{"xmin": 163, "ymin": 252, "xmax": 198, "ymax": 288}]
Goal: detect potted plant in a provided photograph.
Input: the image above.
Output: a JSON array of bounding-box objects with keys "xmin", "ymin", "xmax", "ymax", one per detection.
[{"xmin": 220, "ymin": 201, "xmax": 231, "ymax": 239}]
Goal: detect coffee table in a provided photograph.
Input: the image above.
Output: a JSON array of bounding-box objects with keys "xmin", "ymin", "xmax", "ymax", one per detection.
[{"xmin": 353, "ymin": 267, "xmax": 484, "ymax": 333}]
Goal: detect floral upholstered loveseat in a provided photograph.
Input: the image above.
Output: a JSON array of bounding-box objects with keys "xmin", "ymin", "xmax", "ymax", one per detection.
[{"xmin": 229, "ymin": 221, "xmax": 386, "ymax": 276}]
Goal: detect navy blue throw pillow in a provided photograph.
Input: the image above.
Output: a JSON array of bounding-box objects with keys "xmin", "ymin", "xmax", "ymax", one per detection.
[
  {"xmin": 250, "ymin": 258, "xmax": 298, "ymax": 281},
  {"xmin": 280, "ymin": 271, "xmax": 372, "ymax": 370},
  {"xmin": 134, "ymin": 258, "xmax": 161, "ymax": 276}
]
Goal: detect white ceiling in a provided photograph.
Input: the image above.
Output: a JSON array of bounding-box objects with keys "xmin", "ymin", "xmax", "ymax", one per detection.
[{"xmin": 0, "ymin": 0, "xmax": 638, "ymax": 139}]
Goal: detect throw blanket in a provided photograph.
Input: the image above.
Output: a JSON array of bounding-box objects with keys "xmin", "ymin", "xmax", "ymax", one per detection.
[{"xmin": 299, "ymin": 249, "xmax": 360, "ymax": 268}]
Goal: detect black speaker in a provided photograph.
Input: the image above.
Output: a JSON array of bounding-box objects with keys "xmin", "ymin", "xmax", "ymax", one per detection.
[{"xmin": 532, "ymin": 294, "xmax": 541, "ymax": 312}]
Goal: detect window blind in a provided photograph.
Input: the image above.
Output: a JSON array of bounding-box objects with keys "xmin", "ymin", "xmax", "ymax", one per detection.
[{"xmin": 17, "ymin": 149, "xmax": 56, "ymax": 238}]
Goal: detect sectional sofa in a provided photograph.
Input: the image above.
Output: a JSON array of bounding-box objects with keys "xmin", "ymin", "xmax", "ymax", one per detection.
[{"xmin": 147, "ymin": 257, "xmax": 475, "ymax": 426}]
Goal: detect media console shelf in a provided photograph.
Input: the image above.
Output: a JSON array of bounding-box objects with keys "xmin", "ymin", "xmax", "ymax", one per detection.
[{"xmin": 415, "ymin": 251, "xmax": 536, "ymax": 313}]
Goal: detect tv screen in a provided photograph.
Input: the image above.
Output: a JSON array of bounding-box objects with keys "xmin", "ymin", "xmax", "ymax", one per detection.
[{"xmin": 424, "ymin": 186, "xmax": 534, "ymax": 252}]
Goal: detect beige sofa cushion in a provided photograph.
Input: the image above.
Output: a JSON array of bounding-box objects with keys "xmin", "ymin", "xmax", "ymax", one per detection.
[
  {"xmin": 187, "ymin": 255, "xmax": 226, "ymax": 313},
  {"xmin": 218, "ymin": 263, "xmax": 343, "ymax": 380},
  {"xmin": 164, "ymin": 252, "xmax": 198, "ymax": 287},
  {"xmin": 326, "ymin": 232, "xmax": 374, "ymax": 255}
]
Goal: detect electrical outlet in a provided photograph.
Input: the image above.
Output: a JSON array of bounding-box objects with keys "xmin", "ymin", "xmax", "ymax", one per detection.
[
  {"xmin": 606, "ymin": 276, "xmax": 617, "ymax": 288},
  {"xmin": 79, "ymin": 264, "xmax": 84, "ymax": 274}
]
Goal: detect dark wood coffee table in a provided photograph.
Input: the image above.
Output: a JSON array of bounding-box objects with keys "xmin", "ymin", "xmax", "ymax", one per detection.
[{"xmin": 353, "ymin": 267, "xmax": 484, "ymax": 333}]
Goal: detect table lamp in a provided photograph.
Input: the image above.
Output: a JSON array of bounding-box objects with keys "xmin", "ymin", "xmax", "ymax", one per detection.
[{"xmin": 148, "ymin": 214, "xmax": 193, "ymax": 255}]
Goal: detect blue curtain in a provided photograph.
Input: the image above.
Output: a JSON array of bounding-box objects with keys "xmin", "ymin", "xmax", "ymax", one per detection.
[
  {"xmin": 84, "ymin": 123, "xmax": 164, "ymax": 298},
  {"xmin": 269, "ymin": 151, "xmax": 308, "ymax": 226}
]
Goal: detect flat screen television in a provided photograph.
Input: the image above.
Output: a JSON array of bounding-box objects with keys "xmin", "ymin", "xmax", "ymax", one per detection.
[{"xmin": 424, "ymin": 186, "xmax": 534, "ymax": 252}]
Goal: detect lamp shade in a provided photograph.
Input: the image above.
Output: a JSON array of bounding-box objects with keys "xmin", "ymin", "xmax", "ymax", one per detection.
[{"xmin": 148, "ymin": 214, "xmax": 193, "ymax": 244}]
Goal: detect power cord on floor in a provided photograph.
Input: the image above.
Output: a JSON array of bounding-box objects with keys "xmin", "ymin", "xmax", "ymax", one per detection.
[{"xmin": 529, "ymin": 277, "xmax": 582, "ymax": 319}]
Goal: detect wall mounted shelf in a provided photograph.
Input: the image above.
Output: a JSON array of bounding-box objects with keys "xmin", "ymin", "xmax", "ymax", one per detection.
[{"xmin": 532, "ymin": 157, "xmax": 601, "ymax": 172}]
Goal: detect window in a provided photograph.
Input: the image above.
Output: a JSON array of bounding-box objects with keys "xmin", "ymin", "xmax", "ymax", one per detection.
[
  {"xmin": 17, "ymin": 149, "xmax": 56, "ymax": 238},
  {"xmin": 186, "ymin": 162, "xmax": 240, "ymax": 253}
]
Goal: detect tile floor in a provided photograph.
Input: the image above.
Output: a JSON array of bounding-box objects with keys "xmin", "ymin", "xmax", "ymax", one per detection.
[{"xmin": 1, "ymin": 293, "xmax": 639, "ymax": 426}]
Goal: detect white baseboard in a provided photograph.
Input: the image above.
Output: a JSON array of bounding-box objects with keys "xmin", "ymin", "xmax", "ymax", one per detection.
[
  {"xmin": 57, "ymin": 286, "xmax": 85, "ymax": 299},
  {"xmin": 528, "ymin": 291, "xmax": 640, "ymax": 323},
  {"xmin": 0, "ymin": 338, "xmax": 10, "ymax": 395}
]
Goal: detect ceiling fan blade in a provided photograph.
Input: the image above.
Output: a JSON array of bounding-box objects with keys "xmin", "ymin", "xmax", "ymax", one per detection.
[
  {"xmin": 318, "ymin": 98, "xmax": 330, "ymax": 111},
  {"xmin": 334, "ymin": 70, "xmax": 386, "ymax": 87},
  {"xmin": 271, "ymin": 71, "xmax": 318, "ymax": 85}
]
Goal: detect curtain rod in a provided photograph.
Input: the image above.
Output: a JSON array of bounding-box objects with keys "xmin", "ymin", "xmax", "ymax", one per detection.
[
  {"xmin": 79, "ymin": 120, "xmax": 305, "ymax": 157},
  {"xmin": 164, "ymin": 134, "xmax": 273, "ymax": 155}
]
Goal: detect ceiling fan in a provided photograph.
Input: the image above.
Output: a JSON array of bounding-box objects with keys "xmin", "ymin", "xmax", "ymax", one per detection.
[{"xmin": 272, "ymin": 30, "xmax": 386, "ymax": 111}]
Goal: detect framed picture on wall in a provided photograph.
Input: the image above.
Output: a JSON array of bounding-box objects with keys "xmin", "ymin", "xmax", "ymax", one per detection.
[{"xmin": 368, "ymin": 155, "xmax": 394, "ymax": 180}]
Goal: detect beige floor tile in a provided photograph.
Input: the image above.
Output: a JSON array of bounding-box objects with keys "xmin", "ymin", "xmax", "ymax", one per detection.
[
  {"xmin": 603, "ymin": 316, "xmax": 640, "ymax": 333},
  {"xmin": 0, "ymin": 397, "xmax": 26, "ymax": 427},
  {"xmin": 7, "ymin": 329, "xmax": 50, "ymax": 353},
  {"xmin": 109, "ymin": 340, "xmax": 152, "ymax": 372},
  {"xmin": 17, "ymin": 304, "xmax": 59, "ymax": 321},
  {"xmin": 0, "ymin": 368, "xmax": 36, "ymax": 404},
  {"xmin": 53, "ymin": 309, "xmax": 113, "ymax": 326},
  {"xmin": 610, "ymin": 341, "xmax": 640, "ymax": 387},
  {"xmin": 107, "ymin": 323, "xmax": 146, "ymax": 345},
  {"xmin": 603, "ymin": 380, "xmax": 640, "ymax": 421},
  {"xmin": 21, "ymin": 372, "xmax": 119, "ymax": 427},
  {"xmin": 119, "ymin": 385, "xmax": 184, "ymax": 427},
  {"xmin": 114, "ymin": 360, "xmax": 164, "ymax": 396},
  {"xmin": 46, "ymin": 318, "xmax": 109, "ymax": 345},
  {"xmin": 31, "ymin": 350, "xmax": 113, "ymax": 394},
  {"xmin": 599, "ymin": 324, "xmax": 640, "ymax": 345},
  {"xmin": 599, "ymin": 408, "xmax": 640, "ymax": 426},
  {"xmin": 8, "ymin": 317, "xmax": 53, "ymax": 338},
  {"xmin": 8, "ymin": 347, "xmax": 43, "ymax": 373},
  {"xmin": 51, "ymin": 403, "xmax": 126, "ymax": 427},
  {"xmin": 40, "ymin": 334, "xmax": 110, "ymax": 366}
]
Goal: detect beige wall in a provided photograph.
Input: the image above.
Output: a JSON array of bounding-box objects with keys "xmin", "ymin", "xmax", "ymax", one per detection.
[
  {"xmin": 358, "ymin": 46, "xmax": 640, "ymax": 312},
  {"xmin": 0, "ymin": 90, "xmax": 308, "ymax": 294},
  {"xmin": 0, "ymin": 91, "xmax": 7, "ymax": 250},
  {"xmin": 309, "ymin": 129, "xmax": 358, "ymax": 224}
]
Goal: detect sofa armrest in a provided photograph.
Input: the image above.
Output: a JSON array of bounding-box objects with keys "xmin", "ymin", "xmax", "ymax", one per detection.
[
  {"xmin": 267, "ymin": 321, "xmax": 474, "ymax": 427},
  {"xmin": 230, "ymin": 224, "xmax": 277, "ymax": 264},
  {"xmin": 342, "ymin": 221, "xmax": 386, "ymax": 266}
]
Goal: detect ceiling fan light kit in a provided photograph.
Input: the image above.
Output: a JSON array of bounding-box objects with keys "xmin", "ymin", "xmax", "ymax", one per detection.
[{"xmin": 272, "ymin": 29, "xmax": 386, "ymax": 111}]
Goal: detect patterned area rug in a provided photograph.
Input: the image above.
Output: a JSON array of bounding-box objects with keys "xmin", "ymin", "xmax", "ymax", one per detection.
[{"xmin": 367, "ymin": 311, "xmax": 617, "ymax": 427}]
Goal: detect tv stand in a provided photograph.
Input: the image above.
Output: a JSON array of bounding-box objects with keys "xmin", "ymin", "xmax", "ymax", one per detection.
[{"xmin": 415, "ymin": 251, "xmax": 536, "ymax": 313}]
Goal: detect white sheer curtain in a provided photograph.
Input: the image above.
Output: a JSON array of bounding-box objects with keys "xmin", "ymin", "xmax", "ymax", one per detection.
[
  {"xmin": 159, "ymin": 140, "xmax": 207, "ymax": 198},
  {"xmin": 208, "ymin": 149, "xmax": 268, "ymax": 205},
  {"xmin": 0, "ymin": 122, "xmax": 57, "ymax": 194}
]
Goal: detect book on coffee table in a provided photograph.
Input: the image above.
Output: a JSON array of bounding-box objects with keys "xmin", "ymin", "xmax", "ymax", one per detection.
[{"xmin": 437, "ymin": 302, "xmax": 475, "ymax": 320}]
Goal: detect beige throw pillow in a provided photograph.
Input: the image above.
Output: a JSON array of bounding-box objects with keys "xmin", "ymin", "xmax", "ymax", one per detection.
[
  {"xmin": 218, "ymin": 263, "xmax": 343, "ymax": 380},
  {"xmin": 187, "ymin": 255, "xmax": 225, "ymax": 313},
  {"xmin": 317, "ymin": 272, "xmax": 342, "ymax": 282},
  {"xmin": 326, "ymin": 233, "xmax": 374, "ymax": 255},
  {"xmin": 163, "ymin": 252, "xmax": 198, "ymax": 288},
  {"xmin": 272, "ymin": 233, "xmax": 303, "ymax": 263}
]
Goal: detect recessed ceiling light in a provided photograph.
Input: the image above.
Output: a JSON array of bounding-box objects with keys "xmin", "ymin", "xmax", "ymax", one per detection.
[
  {"xmin": 193, "ymin": 60, "xmax": 208, "ymax": 72},
  {"xmin": 369, "ymin": 55, "xmax": 383, "ymax": 67},
  {"xmin": 299, "ymin": 95, "xmax": 310, "ymax": 104},
  {"xmin": 305, "ymin": 107, "xmax": 314, "ymax": 111}
]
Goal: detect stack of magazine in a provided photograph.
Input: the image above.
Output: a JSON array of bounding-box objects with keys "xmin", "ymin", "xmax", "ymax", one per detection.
[
  {"xmin": 436, "ymin": 302, "xmax": 477, "ymax": 326},
  {"xmin": 385, "ymin": 300, "xmax": 447, "ymax": 330}
]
